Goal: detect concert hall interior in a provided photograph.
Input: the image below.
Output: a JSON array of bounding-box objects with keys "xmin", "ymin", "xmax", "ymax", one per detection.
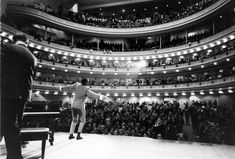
[{"xmin": 1, "ymin": 0, "xmax": 235, "ymax": 158}]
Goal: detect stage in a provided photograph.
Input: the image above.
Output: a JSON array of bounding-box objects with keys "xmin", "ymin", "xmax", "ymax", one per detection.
[{"xmin": 1, "ymin": 132, "xmax": 235, "ymax": 159}]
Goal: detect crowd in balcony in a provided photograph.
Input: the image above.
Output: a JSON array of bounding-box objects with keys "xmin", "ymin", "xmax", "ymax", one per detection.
[
  {"xmin": 24, "ymin": 0, "xmax": 218, "ymax": 28},
  {"xmin": 46, "ymin": 30, "xmax": 213, "ymax": 51},
  {"xmin": 22, "ymin": 100, "xmax": 234, "ymax": 144},
  {"xmin": 32, "ymin": 41, "xmax": 233, "ymax": 69},
  {"xmin": 35, "ymin": 67, "xmax": 235, "ymax": 86}
]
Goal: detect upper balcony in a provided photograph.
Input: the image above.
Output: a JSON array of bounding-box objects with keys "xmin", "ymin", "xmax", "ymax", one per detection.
[
  {"xmin": 6, "ymin": 0, "xmax": 232, "ymax": 37},
  {"xmin": 1, "ymin": 22, "xmax": 235, "ymax": 58}
]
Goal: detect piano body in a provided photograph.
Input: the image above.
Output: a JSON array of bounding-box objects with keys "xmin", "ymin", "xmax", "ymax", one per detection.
[{"xmin": 22, "ymin": 101, "xmax": 62, "ymax": 145}]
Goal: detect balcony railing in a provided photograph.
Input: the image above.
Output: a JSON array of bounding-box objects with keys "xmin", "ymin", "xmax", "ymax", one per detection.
[
  {"xmin": 6, "ymin": 0, "xmax": 231, "ymax": 37},
  {"xmin": 33, "ymin": 75, "xmax": 235, "ymax": 94}
]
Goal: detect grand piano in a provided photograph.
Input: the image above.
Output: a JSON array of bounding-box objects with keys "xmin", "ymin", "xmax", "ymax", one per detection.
[{"xmin": 22, "ymin": 101, "xmax": 62, "ymax": 145}]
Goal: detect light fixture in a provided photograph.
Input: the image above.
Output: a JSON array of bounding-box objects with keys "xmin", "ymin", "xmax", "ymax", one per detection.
[
  {"xmin": 228, "ymin": 90, "xmax": 234, "ymax": 93},
  {"xmin": 63, "ymin": 92, "xmax": 67, "ymax": 95},
  {"xmin": 148, "ymin": 93, "xmax": 151, "ymax": 96},
  {"xmin": 65, "ymin": 69, "xmax": 68, "ymax": 72},
  {"xmin": 191, "ymin": 92, "xmax": 195, "ymax": 95},
  {"xmin": 90, "ymin": 72, "xmax": 93, "ymax": 74},
  {"xmin": 156, "ymin": 93, "xmax": 160, "ymax": 96},
  {"xmin": 44, "ymin": 91, "xmax": 49, "ymax": 94},
  {"xmin": 218, "ymin": 90, "xmax": 223, "ymax": 94},
  {"xmin": 182, "ymin": 92, "xmax": 186, "ymax": 96},
  {"xmin": 131, "ymin": 93, "xmax": 135, "ymax": 97},
  {"xmin": 209, "ymin": 91, "xmax": 214, "ymax": 94}
]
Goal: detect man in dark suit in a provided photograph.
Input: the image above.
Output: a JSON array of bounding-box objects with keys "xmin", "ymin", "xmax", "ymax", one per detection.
[{"xmin": 1, "ymin": 33, "xmax": 37, "ymax": 159}]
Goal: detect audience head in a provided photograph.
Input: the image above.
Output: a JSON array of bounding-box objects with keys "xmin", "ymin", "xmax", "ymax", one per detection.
[
  {"xmin": 13, "ymin": 32, "xmax": 28, "ymax": 45},
  {"xmin": 81, "ymin": 78, "xmax": 88, "ymax": 85}
]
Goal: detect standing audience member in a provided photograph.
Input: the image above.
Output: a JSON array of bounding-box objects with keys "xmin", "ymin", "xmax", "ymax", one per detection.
[{"xmin": 1, "ymin": 33, "xmax": 37, "ymax": 159}]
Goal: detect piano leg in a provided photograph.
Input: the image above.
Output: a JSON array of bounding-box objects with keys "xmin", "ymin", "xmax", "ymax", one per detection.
[{"xmin": 48, "ymin": 118, "xmax": 59, "ymax": 145}]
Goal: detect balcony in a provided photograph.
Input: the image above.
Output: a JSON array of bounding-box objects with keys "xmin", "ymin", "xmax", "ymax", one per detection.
[
  {"xmin": 6, "ymin": 0, "xmax": 231, "ymax": 37},
  {"xmin": 37, "ymin": 49, "xmax": 235, "ymax": 75},
  {"xmin": 1, "ymin": 23, "xmax": 235, "ymax": 58},
  {"xmin": 33, "ymin": 75, "xmax": 235, "ymax": 95}
]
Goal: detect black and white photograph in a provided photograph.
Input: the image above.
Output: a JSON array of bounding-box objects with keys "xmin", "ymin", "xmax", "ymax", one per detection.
[{"xmin": 0, "ymin": 0, "xmax": 235, "ymax": 158}]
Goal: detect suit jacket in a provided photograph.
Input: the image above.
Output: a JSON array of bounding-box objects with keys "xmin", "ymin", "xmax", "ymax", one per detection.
[
  {"xmin": 1, "ymin": 43, "xmax": 37, "ymax": 100},
  {"xmin": 61, "ymin": 82, "xmax": 100, "ymax": 109}
]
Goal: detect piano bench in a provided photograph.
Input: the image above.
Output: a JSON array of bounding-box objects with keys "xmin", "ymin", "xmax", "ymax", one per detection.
[{"xmin": 20, "ymin": 127, "xmax": 49, "ymax": 159}]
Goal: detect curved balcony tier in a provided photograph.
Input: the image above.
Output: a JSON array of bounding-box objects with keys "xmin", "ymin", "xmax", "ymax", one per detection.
[
  {"xmin": 37, "ymin": 49, "xmax": 235, "ymax": 75},
  {"xmin": 1, "ymin": 23, "xmax": 235, "ymax": 58},
  {"xmin": 6, "ymin": 0, "xmax": 231, "ymax": 37},
  {"xmin": 32, "ymin": 75, "xmax": 235, "ymax": 95}
]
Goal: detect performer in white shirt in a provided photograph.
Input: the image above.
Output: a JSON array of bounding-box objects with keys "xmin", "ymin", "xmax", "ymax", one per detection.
[{"xmin": 58, "ymin": 78, "xmax": 108, "ymax": 139}]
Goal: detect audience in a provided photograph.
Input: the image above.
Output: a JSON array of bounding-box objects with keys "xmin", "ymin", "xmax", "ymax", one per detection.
[
  {"xmin": 21, "ymin": 100, "xmax": 234, "ymax": 144},
  {"xmin": 35, "ymin": 68, "xmax": 235, "ymax": 86},
  {"xmin": 24, "ymin": 0, "xmax": 218, "ymax": 28},
  {"xmin": 31, "ymin": 41, "xmax": 234, "ymax": 69}
]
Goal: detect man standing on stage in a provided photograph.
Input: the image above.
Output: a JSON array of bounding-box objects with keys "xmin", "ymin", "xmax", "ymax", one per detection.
[
  {"xmin": 58, "ymin": 78, "xmax": 108, "ymax": 140},
  {"xmin": 1, "ymin": 33, "xmax": 37, "ymax": 159}
]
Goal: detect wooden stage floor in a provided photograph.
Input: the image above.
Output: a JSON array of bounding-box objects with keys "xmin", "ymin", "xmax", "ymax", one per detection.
[{"xmin": 1, "ymin": 132, "xmax": 235, "ymax": 159}]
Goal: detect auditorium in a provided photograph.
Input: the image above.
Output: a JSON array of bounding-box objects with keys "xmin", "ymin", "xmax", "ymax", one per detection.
[{"xmin": 1, "ymin": 0, "xmax": 235, "ymax": 158}]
